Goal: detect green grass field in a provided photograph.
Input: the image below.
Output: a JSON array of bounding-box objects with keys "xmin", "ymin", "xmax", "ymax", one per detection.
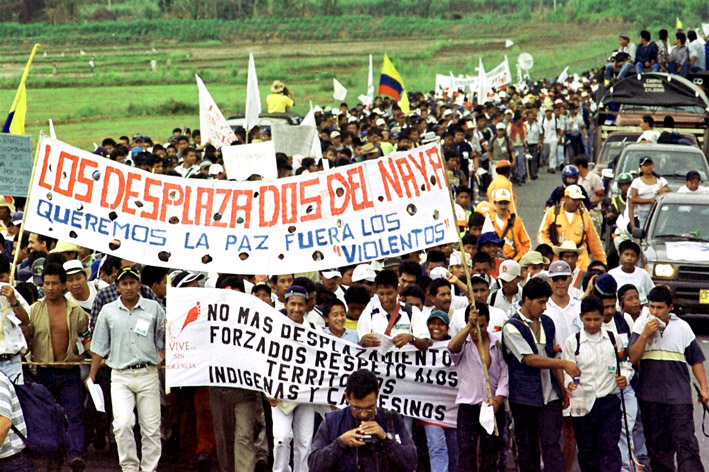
[{"xmin": 0, "ymin": 17, "xmax": 625, "ymax": 150}]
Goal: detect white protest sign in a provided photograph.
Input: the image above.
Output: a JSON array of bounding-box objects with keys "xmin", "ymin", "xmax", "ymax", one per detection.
[
  {"xmin": 196, "ymin": 75, "xmax": 238, "ymax": 148},
  {"xmin": 272, "ymin": 122, "xmax": 318, "ymax": 157},
  {"xmin": 24, "ymin": 136, "xmax": 457, "ymax": 275},
  {"xmin": 222, "ymin": 141, "xmax": 277, "ymax": 181},
  {"xmin": 703, "ymin": 24, "xmax": 709, "ymax": 36},
  {"xmin": 166, "ymin": 288, "xmax": 459, "ymax": 426},
  {"xmin": 0, "ymin": 134, "xmax": 32, "ymax": 196},
  {"xmin": 487, "ymin": 56, "xmax": 512, "ymax": 90},
  {"xmin": 435, "ymin": 74, "xmax": 478, "ymax": 96}
]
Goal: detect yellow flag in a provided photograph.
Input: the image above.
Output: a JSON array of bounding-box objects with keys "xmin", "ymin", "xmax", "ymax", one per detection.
[
  {"xmin": 2, "ymin": 43, "xmax": 40, "ymax": 135},
  {"xmin": 676, "ymin": 17, "xmax": 683, "ymax": 29},
  {"xmin": 399, "ymin": 89, "xmax": 410, "ymax": 114}
]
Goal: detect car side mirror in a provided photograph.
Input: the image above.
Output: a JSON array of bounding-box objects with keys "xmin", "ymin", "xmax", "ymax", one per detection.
[{"xmin": 632, "ymin": 228, "xmax": 646, "ymax": 239}]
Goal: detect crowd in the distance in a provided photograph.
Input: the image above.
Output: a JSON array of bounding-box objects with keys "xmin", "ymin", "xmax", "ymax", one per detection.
[{"xmin": 0, "ymin": 27, "xmax": 708, "ymax": 472}]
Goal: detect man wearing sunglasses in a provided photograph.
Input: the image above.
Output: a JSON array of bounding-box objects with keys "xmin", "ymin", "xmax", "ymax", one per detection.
[{"xmin": 308, "ymin": 369, "xmax": 416, "ymax": 472}]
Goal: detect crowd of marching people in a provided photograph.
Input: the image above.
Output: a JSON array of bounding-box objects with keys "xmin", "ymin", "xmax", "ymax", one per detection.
[{"xmin": 1, "ymin": 27, "xmax": 709, "ymax": 472}]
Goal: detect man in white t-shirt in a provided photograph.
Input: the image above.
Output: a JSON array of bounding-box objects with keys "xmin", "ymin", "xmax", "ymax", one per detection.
[
  {"xmin": 63, "ymin": 260, "xmax": 109, "ymax": 317},
  {"xmin": 543, "ymin": 261, "xmax": 581, "ymax": 347},
  {"xmin": 608, "ymin": 240, "xmax": 654, "ymax": 305},
  {"xmin": 449, "ymin": 273, "xmax": 508, "ymax": 336}
]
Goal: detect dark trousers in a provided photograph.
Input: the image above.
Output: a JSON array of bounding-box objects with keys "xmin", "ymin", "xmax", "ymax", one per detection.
[
  {"xmin": 528, "ymin": 144, "xmax": 540, "ymax": 178},
  {"xmin": 572, "ymin": 394, "xmax": 622, "ymax": 472},
  {"xmin": 639, "ymin": 400, "xmax": 704, "ymax": 472},
  {"xmin": 457, "ymin": 403, "xmax": 506, "ymax": 472},
  {"xmin": 36, "ymin": 366, "xmax": 85, "ymax": 460},
  {"xmin": 0, "ymin": 452, "xmax": 34, "ymax": 471},
  {"xmin": 509, "ymin": 399, "xmax": 564, "ymax": 472}
]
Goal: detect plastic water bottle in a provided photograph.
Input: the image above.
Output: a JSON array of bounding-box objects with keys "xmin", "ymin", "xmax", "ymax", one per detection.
[{"xmin": 570, "ymin": 377, "xmax": 587, "ymax": 417}]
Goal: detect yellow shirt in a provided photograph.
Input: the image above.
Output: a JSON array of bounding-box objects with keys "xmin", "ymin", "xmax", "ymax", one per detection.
[
  {"xmin": 266, "ymin": 93, "xmax": 294, "ymax": 113},
  {"xmin": 345, "ymin": 318, "xmax": 359, "ymax": 331}
]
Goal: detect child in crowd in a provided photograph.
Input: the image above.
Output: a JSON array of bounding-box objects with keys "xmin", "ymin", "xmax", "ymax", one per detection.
[
  {"xmin": 608, "ymin": 240, "xmax": 653, "ymax": 305},
  {"xmin": 677, "ymin": 170, "xmax": 709, "ymax": 194},
  {"xmin": 419, "ymin": 310, "xmax": 458, "ymax": 472},
  {"xmin": 449, "ymin": 303, "xmax": 508, "ymax": 472},
  {"xmin": 562, "ymin": 296, "xmax": 633, "ymax": 472},
  {"xmin": 323, "ymin": 299, "xmax": 358, "ymax": 344}
]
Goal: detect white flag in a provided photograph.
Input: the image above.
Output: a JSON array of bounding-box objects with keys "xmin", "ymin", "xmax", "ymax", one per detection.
[
  {"xmin": 448, "ymin": 71, "xmax": 455, "ymax": 98},
  {"xmin": 300, "ymin": 106, "xmax": 322, "ymax": 160},
  {"xmin": 505, "ymin": 39, "xmax": 514, "ymax": 48},
  {"xmin": 557, "ymin": 66, "xmax": 569, "ymax": 84},
  {"xmin": 196, "ymin": 75, "xmax": 238, "ymax": 148},
  {"xmin": 245, "ymin": 53, "xmax": 261, "ymax": 135},
  {"xmin": 49, "ymin": 119, "xmax": 56, "ymax": 139},
  {"xmin": 333, "ymin": 78, "xmax": 348, "ymax": 101},
  {"xmin": 358, "ymin": 54, "xmax": 374, "ymax": 105}
]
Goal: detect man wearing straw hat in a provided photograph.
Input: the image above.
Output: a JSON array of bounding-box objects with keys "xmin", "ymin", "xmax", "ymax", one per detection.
[{"xmin": 267, "ymin": 80, "xmax": 295, "ymax": 113}]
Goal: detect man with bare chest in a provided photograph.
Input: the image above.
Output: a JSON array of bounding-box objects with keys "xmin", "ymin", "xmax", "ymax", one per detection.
[{"xmin": 28, "ymin": 263, "xmax": 90, "ymax": 472}]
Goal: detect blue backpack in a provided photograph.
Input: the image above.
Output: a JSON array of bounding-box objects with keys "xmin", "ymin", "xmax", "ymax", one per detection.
[{"xmin": 10, "ymin": 377, "xmax": 67, "ymax": 456}]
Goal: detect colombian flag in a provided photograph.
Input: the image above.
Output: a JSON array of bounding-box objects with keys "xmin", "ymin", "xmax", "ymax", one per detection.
[
  {"xmin": 2, "ymin": 43, "xmax": 40, "ymax": 135},
  {"xmin": 378, "ymin": 54, "xmax": 410, "ymax": 113}
]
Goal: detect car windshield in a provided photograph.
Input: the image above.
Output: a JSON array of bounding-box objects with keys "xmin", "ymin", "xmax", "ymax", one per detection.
[
  {"xmin": 652, "ymin": 204, "xmax": 709, "ymax": 241},
  {"xmin": 620, "ymin": 150, "xmax": 707, "ymax": 179}
]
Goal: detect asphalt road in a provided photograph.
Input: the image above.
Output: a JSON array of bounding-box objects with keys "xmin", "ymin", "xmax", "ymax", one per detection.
[{"xmin": 512, "ymin": 165, "xmax": 709, "ymax": 466}]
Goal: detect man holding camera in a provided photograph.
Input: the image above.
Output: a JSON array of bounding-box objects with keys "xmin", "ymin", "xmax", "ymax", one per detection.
[
  {"xmin": 308, "ymin": 369, "xmax": 417, "ymax": 472},
  {"xmin": 267, "ymin": 80, "xmax": 295, "ymax": 113}
]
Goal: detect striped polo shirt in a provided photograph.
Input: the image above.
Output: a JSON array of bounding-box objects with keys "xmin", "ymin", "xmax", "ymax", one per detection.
[
  {"xmin": 0, "ymin": 374, "xmax": 26, "ymax": 458},
  {"xmin": 629, "ymin": 313, "xmax": 705, "ymax": 404}
]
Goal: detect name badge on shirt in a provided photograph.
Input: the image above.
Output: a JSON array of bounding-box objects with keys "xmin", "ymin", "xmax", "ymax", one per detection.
[
  {"xmin": 134, "ymin": 319, "xmax": 150, "ymax": 337},
  {"xmin": 394, "ymin": 323, "xmax": 411, "ymax": 332},
  {"xmin": 638, "ymin": 287, "xmax": 648, "ymax": 305},
  {"xmin": 76, "ymin": 337, "xmax": 86, "ymax": 355},
  {"xmin": 607, "ymin": 365, "xmax": 617, "ymax": 373}
]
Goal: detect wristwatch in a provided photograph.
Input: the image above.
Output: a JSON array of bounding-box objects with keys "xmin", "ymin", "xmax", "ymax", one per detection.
[
  {"xmin": 409, "ymin": 336, "xmax": 416, "ymax": 345},
  {"xmin": 10, "ymin": 302, "xmax": 18, "ymax": 308}
]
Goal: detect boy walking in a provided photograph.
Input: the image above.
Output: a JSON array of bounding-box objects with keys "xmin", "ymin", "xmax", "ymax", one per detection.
[
  {"xmin": 628, "ymin": 285, "xmax": 708, "ymax": 472},
  {"xmin": 562, "ymin": 296, "xmax": 633, "ymax": 472}
]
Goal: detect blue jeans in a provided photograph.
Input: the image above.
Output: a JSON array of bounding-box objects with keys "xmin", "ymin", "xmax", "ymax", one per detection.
[
  {"xmin": 37, "ymin": 367, "xmax": 85, "ymax": 460},
  {"xmin": 605, "ymin": 62, "xmax": 634, "ymax": 80},
  {"xmin": 0, "ymin": 452, "xmax": 34, "ymax": 471},
  {"xmin": 424, "ymin": 424, "xmax": 458, "ymax": 472},
  {"xmin": 667, "ymin": 62, "xmax": 689, "ymax": 77},
  {"xmin": 635, "ymin": 62, "xmax": 660, "ymax": 74}
]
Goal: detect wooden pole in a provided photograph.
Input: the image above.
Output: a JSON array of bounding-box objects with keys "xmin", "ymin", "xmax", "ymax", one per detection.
[{"xmin": 439, "ymin": 144, "xmax": 498, "ymax": 436}]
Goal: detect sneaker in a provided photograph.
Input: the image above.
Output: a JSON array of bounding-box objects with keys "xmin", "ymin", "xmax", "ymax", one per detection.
[{"xmin": 70, "ymin": 457, "xmax": 86, "ymax": 472}]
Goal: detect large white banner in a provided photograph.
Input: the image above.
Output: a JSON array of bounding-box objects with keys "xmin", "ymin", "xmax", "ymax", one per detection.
[
  {"xmin": 435, "ymin": 74, "xmax": 478, "ymax": 96},
  {"xmin": 487, "ymin": 56, "xmax": 512, "ymax": 90},
  {"xmin": 24, "ymin": 137, "xmax": 457, "ymax": 275},
  {"xmin": 166, "ymin": 288, "xmax": 459, "ymax": 426}
]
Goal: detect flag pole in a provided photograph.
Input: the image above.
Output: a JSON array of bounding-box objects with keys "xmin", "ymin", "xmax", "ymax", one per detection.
[{"xmin": 439, "ymin": 144, "xmax": 499, "ymax": 436}]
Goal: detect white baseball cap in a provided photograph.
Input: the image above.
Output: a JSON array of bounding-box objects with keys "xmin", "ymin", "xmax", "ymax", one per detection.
[
  {"xmin": 564, "ymin": 184, "xmax": 585, "ymax": 200},
  {"xmin": 351, "ymin": 264, "xmax": 376, "ymax": 283},
  {"xmin": 497, "ymin": 260, "xmax": 522, "ymax": 282}
]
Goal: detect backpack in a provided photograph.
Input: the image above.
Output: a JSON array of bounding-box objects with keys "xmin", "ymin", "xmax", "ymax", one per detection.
[{"xmin": 9, "ymin": 376, "xmax": 67, "ymax": 456}]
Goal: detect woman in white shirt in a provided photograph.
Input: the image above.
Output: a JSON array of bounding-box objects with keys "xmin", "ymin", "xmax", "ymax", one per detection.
[{"xmin": 627, "ymin": 156, "xmax": 670, "ymax": 231}]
